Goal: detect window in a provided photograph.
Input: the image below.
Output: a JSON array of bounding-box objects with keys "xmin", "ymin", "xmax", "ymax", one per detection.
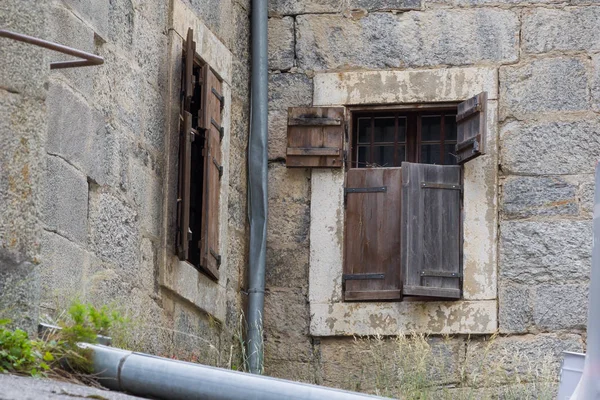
[
  {"xmin": 351, "ymin": 110, "xmax": 459, "ymax": 168},
  {"xmin": 285, "ymin": 93, "xmax": 487, "ymax": 303},
  {"xmin": 176, "ymin": 28, "xmax": 224, "ymax": 280}
]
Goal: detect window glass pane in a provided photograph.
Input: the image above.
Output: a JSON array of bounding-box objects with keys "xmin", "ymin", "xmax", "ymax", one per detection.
[
  {"xmin": 398, "ymin": 117, "xmax": 407, "ymax": 142},
  {"xmin": 372, "ymin": 146, "xmax": 394, "ymax": 167},
  {"xmin": 357, "ymin": 146, "xmax": 370, "ymax": 168},
  {"xmin": 373, "ymin": 117, "xmax": 395, "ymax": 143},
  {"xmin": 396, "ymin": 145, "xmax": 406, "ymax": 165},
  {"xmin": 421, "ymin": 144, "xmax": 441, "ymax": 165},
  {"xmin": 445, "ymin": 115, "xmax": 457, "ymax": 141},
  {"xmin": 445, "ymin": 144, "xmax": 457, "ymax": 165},
  {"xmin": 421, "ymin": 116, "xmax": 441, "ymax": 141},
  {"xmin": 358, "ymin": 118, "xmax": 371, "ymax": 144}
]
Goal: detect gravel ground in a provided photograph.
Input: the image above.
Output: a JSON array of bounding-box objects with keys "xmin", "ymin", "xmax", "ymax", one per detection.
[{"xmin": 0, "ymin": 374, "xmax": 145, "ymax": 399}]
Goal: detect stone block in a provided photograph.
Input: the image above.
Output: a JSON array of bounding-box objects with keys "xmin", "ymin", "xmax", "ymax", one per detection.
[
  {"xmin": 501, "ymin": 176, "xmax": 578, "ymax": 219},
  {"xmin": 533, "ymin": 284, "xmax": 588, "ymax": 331},
  {"xmin": 268, "ymin": 17, "xmax": 295, "ymax": 71},
  {"xmin": 348, "ymin": 0, "xmax": 421, "ymax": 9},
  {"xmin": 499, "ymin": 57, "xmax": 590, "ymax": 119},
  {"xmin": 38, "ymin": 230, "xmax": 89, "ymax": 310},
  {"xmin": 499, "ymin": 284, "xmax": 533, "ymax": 333},
  {"xmin": 264, "ymin": 287, "xmax": 310, "ymax": 336},
  {"xmin": 593, "ymin": 53, "xmax": 600, "ymax": 112},
  {"xmin": 41, "ymin": 156, "xmax": 89, "ymax": 244},
  {"xmin": 62, "ymin": 0, "xmax": 109, "ymax": 38},
  {"xmin": 0, "ymin": 91, "xmax": 45, "ymax": 263},
  {"xmin": 465, "ymin": 334, "xmax": 583, "ymax": 388},
  {"xmin": 579, "ymin": 178, "xmax": 595, "ymax": 216},
  {"xmin": 128, "ymin": 156, "xmax": 162, "ymax": 238},
  {"xmin": 500, "ymin": 119, "xmax": 600, "ymax": 175},
  {"xmin": 500, "ymin": 220, "xmax": 591, "ymax": 285},
  {"xmin": 88, "ymin": 188, "xmax": 139, "ymax": 269},
  {"xmin": 296, "ymin": 10, "xmax": 519, "ymax": 72},
  {"xmin": 142, "ymin": 87, "xmax": 167, "ymax": 153},
  {"xmin": 47, "ymin": 4, "xmax": 96, "ymax": 97},
  {"xmin": 108, "ymin": 0, "xmax": 135, "ymax": 51},
  {"xmin": 522, "ymin": 7, "xmax": 600, "ymax": 54},
  {"xmin": 269, "ymin": 0, "xmax": 344, "ymax": 16},
  {"xmin": 268, "ymin": 73, "xmax": 313, "ymax": 159},
  {"xmin": 133, "ymin": 13, "xmax": 168, "ymax": 89},
  {"xmin": 0, "ymin": 0, "xmax": 49, "ymax": 97},
  {"xmin": 0, "ymin": 253, "xmax": 40, "ymax": 334},
  {"xmin": 264, "ymin": 360, "xmax": 316, "ymax": 383},
  {"xmin": 266, "ymin": 164, "xmax": 311, "ymax": 288}
]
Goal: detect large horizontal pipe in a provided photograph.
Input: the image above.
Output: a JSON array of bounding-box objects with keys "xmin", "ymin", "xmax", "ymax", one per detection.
[{"xmin": 84, "ymin": 344, "xmax": 389, "ymax": 400}]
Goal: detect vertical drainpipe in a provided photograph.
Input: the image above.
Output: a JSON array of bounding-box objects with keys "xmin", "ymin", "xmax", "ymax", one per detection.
[
  {"xmin": 570, "ymin": 162, "xmax": 600, "ymax": 399},
  {"xmin": 247, "ymin": 0, "xmax": 268, "ymax": 375}
]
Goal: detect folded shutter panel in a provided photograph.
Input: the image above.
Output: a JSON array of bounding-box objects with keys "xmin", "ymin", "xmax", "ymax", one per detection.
[
  {"xmin": 177, "ymin": 28, "xmax": 196, "ymax": 260},
  {"xmin": 199, "ymin": 66, "xmax": 223, "ymax": 280},
  {"xmin": 401, "ymin": 162, "xmax": 462, "ymax": 299},
  {"xmin": 286, "ymin": 107, "xmax": 344, "ymax": 168},
  {"xmin": 456, "ymin": 92, "xmax": 487, "ymax": 164},
  {"xmin": 344, "ymin": 168, "xmax": 402, "ymax": 301}
]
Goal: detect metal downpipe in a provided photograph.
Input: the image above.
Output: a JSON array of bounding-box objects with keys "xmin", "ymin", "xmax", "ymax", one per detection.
[
  {"xmin": 570, "ymin": 162, "xmax": 600, "ymax": 399},
  {"xmin": 247, "ymin": 0, "xmax": 268, "ymax": 374},
  {"xmin": 85, "ymin": 344, "xmax": 388, "ymax": 400}
]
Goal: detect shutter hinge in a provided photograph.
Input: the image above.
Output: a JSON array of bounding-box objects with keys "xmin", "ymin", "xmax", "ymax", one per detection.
[
  {"xmin": 343, "ymin": 186, "xmax": 387, "ymax": 208},
  {"xmin": 421, "ymin": 271, "xmax": 462, "ymax": 278},
  {"xmin": 211, "ymin": 87, "xmax": 224, "ymax": 111},
  {"xmin": 210, "ymin": 248, "xmax": 222, "ymax": 267},
  {"xmin": 211, "ymin": 118, "xmax": 225, "ymax": 141},
  {"xmin": 342, "ymin": 273, "xmax": 385, "ymax": 292},
  {"xmin": 212, "ymin": 157, "xmax": 223, "ymax": 179}
]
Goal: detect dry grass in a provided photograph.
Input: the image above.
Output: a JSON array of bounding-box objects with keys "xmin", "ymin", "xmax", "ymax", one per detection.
[{"xmin": 354, "ymin": 332, "xmax": 558, "ymax": 400}]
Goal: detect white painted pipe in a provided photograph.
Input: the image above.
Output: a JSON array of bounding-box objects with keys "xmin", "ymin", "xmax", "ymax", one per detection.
[
  {"xmin": 83, "ymin": 344, "xmax": 389, "ymax": 400},
  {"xmin": 570, "ymin": 162, "xmax": 600, "ymax": 400}
]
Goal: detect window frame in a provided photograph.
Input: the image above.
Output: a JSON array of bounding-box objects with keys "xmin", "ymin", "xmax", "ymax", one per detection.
[{"xmin": 347, "ymin": 103, "xmax": 460, "ymax": 171}]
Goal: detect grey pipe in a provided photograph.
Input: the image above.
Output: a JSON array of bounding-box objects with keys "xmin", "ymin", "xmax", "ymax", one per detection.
[
  {"xmin": 247, "ymin": 0, "xmax": 268, "ymax": 374},
  {"xmin": 84, "ymin": 344, "xmax": 388, "ymax": 400},
  {"xmin": 570, "ymin": 162, "xmax": 600, "ymax": 399}
]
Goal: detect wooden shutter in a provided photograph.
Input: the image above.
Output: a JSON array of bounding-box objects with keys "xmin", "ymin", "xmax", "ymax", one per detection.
[
  {"xmin": 177, "ymin": 28, "xmax": 196, "ymax": 260},
  {"xmin": 286, "ymin": 107, "xmax": 344, "ymax": 168},
  {"xmin": 401, "ymin": 162, "xmax": 462, "ymax": 299},
  {"xmin": 199, "ymin": 66, "xmax": 223, "ymax": 280},
  {"xmin": 455, "ymin": 92, "xmax": 487, "ymax": 164},
  {"xmin": 343, "ymin": 168, "xmax": 402, "ymax": 301}
]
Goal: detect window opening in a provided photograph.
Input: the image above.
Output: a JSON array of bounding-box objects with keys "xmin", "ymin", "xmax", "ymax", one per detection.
[{"xmin": 352, "ymin": 109, "xmax": 458, "ymax": 169}]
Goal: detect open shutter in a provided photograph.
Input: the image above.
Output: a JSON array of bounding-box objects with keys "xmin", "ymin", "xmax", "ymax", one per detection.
[
  {"xmin": 286, "ymin": 107, "xmax": 344, "ymax": 168},
  {"xmin": 199, "ymin": 66, "xmax": 223, "ymax": 280},
  {"xmin": 177, "ymin": 28, "xmax": 196, "ymax": 260},
  {"xmin": 343, "ymin": 168, "xmax": 402, "ymax": 301},
  {"xmin": 401, "ymin": 162, "xmax": 461, "ymax": 299},
  {"xmin": 455, "ymin": 92, "xmax": 487, "ymax": 164}
]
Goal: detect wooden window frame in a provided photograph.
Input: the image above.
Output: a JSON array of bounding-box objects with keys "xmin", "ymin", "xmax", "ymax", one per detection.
[{"xmin": 348, "ymin": 104, "xmax": 460, "ymax": 170}]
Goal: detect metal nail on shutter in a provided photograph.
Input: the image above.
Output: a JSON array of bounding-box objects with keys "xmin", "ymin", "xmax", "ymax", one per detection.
[
  {"xmin": 455, "ymin": 92, "xmax": 487, "ymax": 164},
  {"xmin": 199, "ymin": 66, "xmax": 223, "ymax": 280},
  {"xmin": 286, "ymin": 107, "xmax": 344, "ymax": 168},
  {"xmin": 401, "ymin": 162, "xmax": 462, "ymax": 299},
  {"xmin": 343, "ymin": 168, "xmax": 403, "ymax": 301}
]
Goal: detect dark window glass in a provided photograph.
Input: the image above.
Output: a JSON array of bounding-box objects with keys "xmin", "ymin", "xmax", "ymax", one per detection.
[
  {"xmin": 373, "ymin": 146, "xmax": 394, "ymax": 167},
  {"xmin": 358, "ymin": 118, "xmax": 371, "ymax": 144},
  {"xmin": 421, "ymin": 116, "xmax": 441, "ymax": 141},
  {"xmin": 373, "ymin": 117, "xmax": 395, "ymax": 143}
]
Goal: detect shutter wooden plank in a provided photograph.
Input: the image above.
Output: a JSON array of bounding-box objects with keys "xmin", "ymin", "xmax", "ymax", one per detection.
[
  {"xmin": 344, "ymin": 168, "xmax": 402, "ymax": 301},
  {"xmin": 184, "ymin": 28, "xmax": 195, "ymax": 102},
  {"xmin": 456, "ymin": 92, "xmax": 487, "ymax": 164},
  {"xmin": 401, "ymin": 162, "xmax": 461, "ymax": 299},
  {"xmin": 286, "ymin": 107, "xmax": 344, "ymax": 168},
  {"xmin": 177, "ymin": 111, "xmax": 193, "ymax": 260},
  {"xmin": 199, "ymin": 67, "xmax": 223, "ymax": 280}
]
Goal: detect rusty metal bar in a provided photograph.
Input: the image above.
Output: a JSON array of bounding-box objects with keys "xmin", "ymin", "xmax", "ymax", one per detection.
[{"xmin": 0, "ymin": 29, "xmax": 104, "ymax": 69}]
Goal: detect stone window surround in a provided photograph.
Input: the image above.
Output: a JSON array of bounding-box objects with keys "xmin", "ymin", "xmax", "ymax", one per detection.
[
  {"xmin": 159, "ymin": 0, "xmax": 233, "ymax": 322},
  {"xmin": 309, "ymin": 67, "xmax": 499, "ymax": 336}
]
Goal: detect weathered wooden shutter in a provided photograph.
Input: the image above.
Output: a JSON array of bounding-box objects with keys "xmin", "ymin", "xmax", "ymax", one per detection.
[
  {"xmin": 177, "ymin": 28, "xmax": 196, "ymax": 260},
  {"xmin": 455, "ymin": 92, "xmax": 487, "ymax": 164},
  {"xmin": 199, "ymin": 66, "xmax": 223, "ymax": 280},
  {"xmin": 286, "ymin": 107, "xmax": 344, "ymax": 168},
  {"xmin": 343, "ymin": 168, "xmax": 402, "ymax": 301},
  {"xmin": 401, "ymin": 162, "xmax": 461, "ymax": 299}
]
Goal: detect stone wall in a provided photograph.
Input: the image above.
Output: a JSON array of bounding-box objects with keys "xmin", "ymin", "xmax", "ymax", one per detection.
[
  {"xmin": 264, "ymin": 0, "xmax": 597, "ymax": 393},
  {"xmin": 0, "ymin": 0, "xmax": 250, "ymax": 365}
]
